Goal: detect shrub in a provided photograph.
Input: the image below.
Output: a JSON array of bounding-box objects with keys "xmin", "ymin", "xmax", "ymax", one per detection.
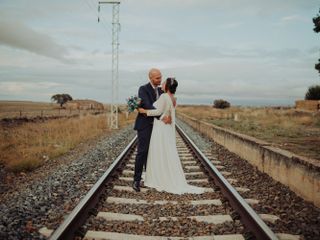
[
  {"xmin": 305, "ymin": 85, "xmax": 320, "ymax": 100},
  {"xmin": 213, "ymin": 99, "xmax": 231, "ymax": 109}
]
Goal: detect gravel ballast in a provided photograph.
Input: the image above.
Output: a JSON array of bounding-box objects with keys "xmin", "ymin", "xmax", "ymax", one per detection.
[
  {"xmin": 177, "ymin": 119, "xmax": 320, "ymax": 240},
  {"xmin": 0, "ymin": 126, "xmax": 135, "ymax": 240}
]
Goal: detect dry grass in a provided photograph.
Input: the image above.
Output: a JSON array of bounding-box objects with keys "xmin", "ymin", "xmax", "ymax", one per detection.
[
  {"xmin": 0, "ymin": 100, "xmax": 113, "ymax": 111},
  {"xmin": 0, "ymin": 101, "xmax": 55, "ymax": 112},
  {"xmin": 0, "ymin": 112, "xmax": 136, "ymax": 172},
  {"xmin": 177, "ymin": 105, "xmax": 320, "ymax": 160},
  {"xmin": 0, "ymin": 101, "xmax": 112, "ymax": 119}
]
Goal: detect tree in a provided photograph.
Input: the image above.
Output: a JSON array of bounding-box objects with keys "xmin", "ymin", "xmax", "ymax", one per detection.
[
  {"xmin": 305, "ymin": 85, "xmax": 320, "ymax": 100},
  {"xmin": 313, "ymin": 11, "xmax": 320, "ymax": 33},
  {"xmin": 313, "ymin": 9, "xmax": 320, "ymax": 74},
  {"xmin": 51, "ymin": 94, "xmax": 73, "ymax": 107},
  {"xmin": 315, "ymin": 59, "xmax": 320, "ymax": 74}
]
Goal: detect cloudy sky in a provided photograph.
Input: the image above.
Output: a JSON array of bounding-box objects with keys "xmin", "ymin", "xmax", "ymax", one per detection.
[{"xmin": 0, "ymin": 0, "xmax": 319, "ymax": 106}]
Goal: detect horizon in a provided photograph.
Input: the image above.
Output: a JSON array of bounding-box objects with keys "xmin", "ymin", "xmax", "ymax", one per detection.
[{"xmin": 0, "ymin": 98, "xmax": 299, "ymax": 107}]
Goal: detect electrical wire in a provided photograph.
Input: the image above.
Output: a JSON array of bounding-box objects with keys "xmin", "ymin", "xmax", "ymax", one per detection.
[{"xmin": 81, "ymin": 0, "xmax": 112, "ymax": 38}]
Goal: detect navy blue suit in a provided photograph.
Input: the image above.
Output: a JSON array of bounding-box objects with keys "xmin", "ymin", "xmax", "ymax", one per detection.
[{"xmin": 133, "ymin": 83, "xmax": 163, "ymax": 182}]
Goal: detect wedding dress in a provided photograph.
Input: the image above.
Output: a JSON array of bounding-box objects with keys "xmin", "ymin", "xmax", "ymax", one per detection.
[{"xmin": 144, "ymin": 93, "xmax": 205, "ymax": 194}]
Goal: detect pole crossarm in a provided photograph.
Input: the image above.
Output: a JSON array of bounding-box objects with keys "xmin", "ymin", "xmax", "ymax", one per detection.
[{"xmin": 99, "ymin": 1, "xmax": 120, "ymax": 4}]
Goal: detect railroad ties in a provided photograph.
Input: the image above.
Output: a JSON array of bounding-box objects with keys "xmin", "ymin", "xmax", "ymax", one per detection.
[{"xmin": 44, "ymin": 127, "xmax": 301, "ymax": 240}]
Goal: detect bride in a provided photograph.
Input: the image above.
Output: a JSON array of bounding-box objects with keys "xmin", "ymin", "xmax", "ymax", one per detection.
[{"xmin": 138, "ymin": 78, "xmax": 204, "ymax": 194}]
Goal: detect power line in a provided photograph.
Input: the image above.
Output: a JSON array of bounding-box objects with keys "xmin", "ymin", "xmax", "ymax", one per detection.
[
  {"xmin": 81, "ymin": 0, "xmax": 112, "ymax": 37},
  {"xmin": 87, "ymin": 0, "xmax": 110, "ymax": 25}
]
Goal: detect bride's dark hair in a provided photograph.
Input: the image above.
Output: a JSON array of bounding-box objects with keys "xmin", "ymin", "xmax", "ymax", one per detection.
[{"xmin": 165, "ymin": 77, "xmax": 178, "ymax": 94}]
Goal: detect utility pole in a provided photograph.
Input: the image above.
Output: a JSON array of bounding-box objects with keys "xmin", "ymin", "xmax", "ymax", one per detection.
[{"xmin": 98, "ymin": 1, "xmax": 121, "ymax": 129}]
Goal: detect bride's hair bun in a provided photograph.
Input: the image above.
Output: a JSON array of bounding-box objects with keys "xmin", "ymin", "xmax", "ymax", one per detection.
[{"xmin": 165, "ymin": 77, "xmax": 178, "ymax": 94}]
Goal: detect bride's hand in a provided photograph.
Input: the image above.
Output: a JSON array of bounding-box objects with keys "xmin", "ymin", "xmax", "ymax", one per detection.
[
  {"xmin": 138, "ymin": 108, "xmax": 147, "ymax": 114},
  {"xmin": 162, "ymin": 115, "xmax": 172, "ymax": 124}
]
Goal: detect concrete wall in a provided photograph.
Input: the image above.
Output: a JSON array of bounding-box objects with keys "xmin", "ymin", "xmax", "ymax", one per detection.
[{"xmin": 177, "ymin": 112, "xmax": 320, "ymax": 207}]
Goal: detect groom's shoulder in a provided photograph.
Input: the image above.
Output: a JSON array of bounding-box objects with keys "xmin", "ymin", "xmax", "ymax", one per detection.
[
  {"xmin": 140, "ymin": 83, "xmax": 150, "ymax": 90},
  {"xmin": 142, "ymin": 83, "xmax": 150, "ymax": 88}
]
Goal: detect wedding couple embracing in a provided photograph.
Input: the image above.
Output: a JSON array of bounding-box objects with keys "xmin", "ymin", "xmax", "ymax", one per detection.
[{"xmin": 132, "ymin": 68, "xmax": 204, "ymax": 194}]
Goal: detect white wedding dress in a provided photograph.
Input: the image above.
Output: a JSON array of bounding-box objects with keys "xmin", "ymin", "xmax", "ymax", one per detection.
[{"xmin": 144, "ymin": 93, "xmax": 205, "ymax": 194}]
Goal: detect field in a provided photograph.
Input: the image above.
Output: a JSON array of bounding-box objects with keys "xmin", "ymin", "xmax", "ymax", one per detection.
[
  {"xmin": 0, "ymin": 101, "xmax": 108, "ymax": 119},
  {"xmin": 0, "ymin": 101, "xmax": 54, "ymax": 110},
  {"xmin": 0, "ymin": 101, "xmax": 136, "ymax": 172},
  {"xmin": 176, "ymin": 105, "xmax": 320, "ymax": 160},
  {"xmin": 2, "ymin": 100, "xmax": 319, "ymax": 172}
]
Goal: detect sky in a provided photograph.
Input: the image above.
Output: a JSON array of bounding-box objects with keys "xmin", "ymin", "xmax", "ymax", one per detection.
[{"xmin": 0, "ymin": 0, "xmax": 319, "ymax": 106}]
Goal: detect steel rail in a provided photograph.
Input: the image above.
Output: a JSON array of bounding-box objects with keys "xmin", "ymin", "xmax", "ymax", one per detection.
[
  {"xmin": 49, "ymin": 135, "xmax": 137, "ymax": 240},
  {"xmin": 176, "ymin": 124, "xmax": 278, "ymax": 240}
]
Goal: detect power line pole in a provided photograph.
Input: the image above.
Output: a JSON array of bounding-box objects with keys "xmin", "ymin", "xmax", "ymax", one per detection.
[{"xmin": 98, "ymin": 1, "xmax": 121, "ymax": 129}]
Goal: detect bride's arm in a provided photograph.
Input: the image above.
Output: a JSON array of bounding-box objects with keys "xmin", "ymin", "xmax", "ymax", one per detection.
[{"xmin": 138, "ymin": 94, "xmax": 166, "ymax": 116}]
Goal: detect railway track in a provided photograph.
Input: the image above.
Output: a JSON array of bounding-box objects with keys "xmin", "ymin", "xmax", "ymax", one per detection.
[{"xmin": 43, "ymin": 124, "xmax": 301, "ymax": 240}]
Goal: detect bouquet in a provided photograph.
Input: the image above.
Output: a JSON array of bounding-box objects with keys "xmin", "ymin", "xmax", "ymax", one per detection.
[{"xmin": 126, "ymin": 95, "xmax": 142, "ymax": 113}]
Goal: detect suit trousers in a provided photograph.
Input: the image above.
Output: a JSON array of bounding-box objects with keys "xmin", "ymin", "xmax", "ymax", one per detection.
[{"xmin": 134, "ymin": 125, "xmax": 153, "ymax": 182}]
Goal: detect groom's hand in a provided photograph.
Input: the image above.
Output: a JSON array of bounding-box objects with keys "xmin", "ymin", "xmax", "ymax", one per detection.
[{"xmin": 162, "ymin": 115, "xmax": 172, "ymax": 125}]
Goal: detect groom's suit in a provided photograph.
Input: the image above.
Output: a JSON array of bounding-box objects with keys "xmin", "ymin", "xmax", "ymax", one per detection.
[{"xmin": 134, "ymin": 82, "xmax": 163, "ymax": 182}]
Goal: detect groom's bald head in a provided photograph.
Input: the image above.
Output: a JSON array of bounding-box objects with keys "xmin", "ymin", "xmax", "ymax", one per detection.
[{"xmin": 149, "ymin": 68, "xmax": 162, "ymax": 87}]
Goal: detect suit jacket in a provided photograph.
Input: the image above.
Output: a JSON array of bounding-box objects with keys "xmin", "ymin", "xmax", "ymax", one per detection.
[{"xmin": 134, "ymin": 82, "xmax": 163, "ymax": 131}]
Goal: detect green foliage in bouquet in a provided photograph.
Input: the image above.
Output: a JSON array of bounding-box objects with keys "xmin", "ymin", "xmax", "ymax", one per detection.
[{"xmin": 126, "ymin": 95, "xmax": 142, "ymax": 113}]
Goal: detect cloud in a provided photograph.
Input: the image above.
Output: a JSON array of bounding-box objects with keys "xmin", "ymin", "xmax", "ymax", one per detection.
[
  {"xmin": 282, "ymin": 15, "xmax": 301, "ymax": 22},
  {"xmin": 279, "ymin": 14, "xmax": 308, "ymax": 25},
  {"xmin": 124, "ymin": 0, "xmax": 318, "ymax": 14},
  {"xmin": 0, "ymin": 0, "xmax": 318, "ymax": 106},
  {"xmin": 0, "ymin": 19, "xmax": 71, "ymax": 63},
  {"xmin": 120, "ymin": 41, "xmax": 313, "ymax": 71},
  {"xmin": 0, "ymin": 81, "xmax": 62, "ymax": 96}
]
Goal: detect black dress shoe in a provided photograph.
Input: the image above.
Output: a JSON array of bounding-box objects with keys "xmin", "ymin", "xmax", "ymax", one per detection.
[{"xmin": 132, "ymin": 181, "xmax": 140, "ymax": 192}]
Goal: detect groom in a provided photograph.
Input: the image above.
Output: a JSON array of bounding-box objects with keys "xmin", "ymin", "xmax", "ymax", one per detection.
[{"xmin": 132, "ymin": 68, "xmax": 171, "ymax": 192}]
